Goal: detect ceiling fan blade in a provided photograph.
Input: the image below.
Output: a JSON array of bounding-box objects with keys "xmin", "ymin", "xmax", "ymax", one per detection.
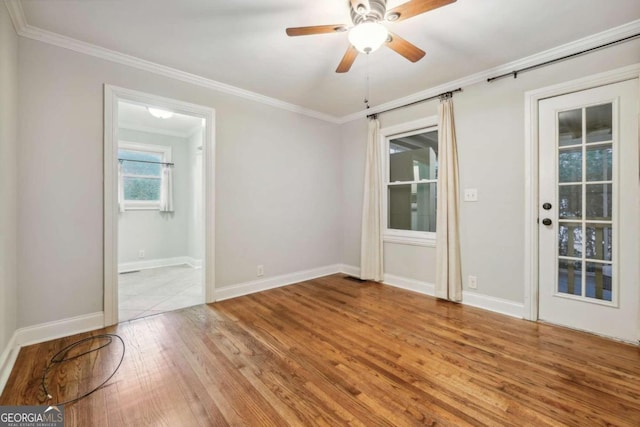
[
  {"xmin": 350, "ymin": 0, "xmax": 370, "ymax": 14},
  {"xmin": 336, "ymin": 46, "xmax": 359, "ymax": 73},
  {"xmin": 385, "ymin": 32, "xmax": 426, "ymax": 62},
  {"xmin": 286, "ymin": 25, "xmax": 347, "ymax": 36},
  {"xmin": 386, "ymin": 0, "xmax": 456, "ymax": 22}
]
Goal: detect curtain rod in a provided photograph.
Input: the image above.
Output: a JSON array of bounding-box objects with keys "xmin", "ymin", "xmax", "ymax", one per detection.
[
  {"xmin": 487, "ymin": 32, "xmax": 640, "ymax": 83},
  {"xmin": 118, "ymin": 158, "xmax": 174, "ymax": 166},
  {"xmin": 366, "ymin": 88, "xmax": 463, "ymax": 119}
]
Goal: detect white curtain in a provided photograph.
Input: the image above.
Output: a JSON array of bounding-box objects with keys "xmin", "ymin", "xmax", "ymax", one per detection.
[
  {"xmin": 160, "ymin": 164, "xmax": 174, "ymax": 212},
  {"xmin": 435, "ymin": 96, "xmax": 462, "ymax": 302},
  {"xmin": 117, "ymin": 162, "xmax": 125, "ymax": 213},
  {"xmin": 360, "ymin": 118, "xmax": 384, "ymax": 281}
]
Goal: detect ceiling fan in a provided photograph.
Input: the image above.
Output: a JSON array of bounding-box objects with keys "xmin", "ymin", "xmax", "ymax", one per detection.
[{"xmin": 286, "ymin": 0, "xmax": 456, "ymax": 73}]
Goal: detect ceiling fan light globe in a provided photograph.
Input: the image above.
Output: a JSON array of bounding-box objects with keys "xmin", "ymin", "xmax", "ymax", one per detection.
[
  {"xmin": 348, "ymin": 22, "xmax": 388, "ymax": 54},
  {"xmin": 147, "ymin": 107, "xmax": 174, "ymax": 119}
]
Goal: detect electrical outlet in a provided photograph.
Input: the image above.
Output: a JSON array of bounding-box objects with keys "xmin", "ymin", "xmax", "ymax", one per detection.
[
  {"xmin": 468, "ymin": 275, "xmax": 477, "ymax": 289},
  {"xmin": 257, "ymin": 265, "xmax": 264, "ymax": 277},
  {"xmin": 464, "ymin": 188, "xmax": 478, "ymax": 202},
  {"xmin": 138, "ymin": 250, "xmax": 145, "ymax": 259}
]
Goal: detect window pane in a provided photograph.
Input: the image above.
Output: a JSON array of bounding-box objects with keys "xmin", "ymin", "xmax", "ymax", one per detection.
[
  {"xmin": 558, "ymin": 185, "xmax": 582, "ymax": 219},
  {"xmin": 558, "ymin": 259, "xmax": 582, "ymax": 296},
  {"xmin": 558, "ymin": 147, "xmax": 581, "ymax": 183},
  {"xmin": 586, "ymin": 103, "xmax": 612, "ymax": 143},
  {"xmin": 119, "ymin": 149, "xmax": 163, "ymax": 176},
  {"xmin": 388, "ymin": 183, "xmax": 436, "ymax": 232},
  {"xmin": 586, "ymin": 144, "xmax": 612, "ymax": 182},
  {"xmin": 585, "ymin": 262, "xmax": 612, "ymax": 301},
  {"xmin": 585, "ymin": 223, "xmax": 612, "ymax": 261},
  {"xmin": 124, "ymin": 177, "xmax": 161, "ymax": 201},
  {"xmin": 558, "ymin": 223, "xmax": 582, "ymax": 258},
  {"xmin": 389, "ymin": 130, "xmax": 438, "ymax": 182},
  {"xmin": 585, "ymin": 184, "xmax": 612, "ymax": 220},
  {"xmin": 558, "ymin": 109, "xmax": 582, "ymax": 146}
]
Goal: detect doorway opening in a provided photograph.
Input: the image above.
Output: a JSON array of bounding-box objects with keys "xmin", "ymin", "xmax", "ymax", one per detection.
[
  {"xmin": 117, "ymin": 101, "xmax": 204, "ymax": 321},
  {"xmin": 104, "ymin": 86, "xmax": 215, "ymax": 326}
]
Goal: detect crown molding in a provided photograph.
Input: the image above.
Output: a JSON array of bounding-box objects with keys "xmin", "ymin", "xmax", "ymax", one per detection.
[
  {"xmin": 5, "ymin": 0, "xmax": 341, "ymax": 124},
  {"xmin": 6, "ymin": 1, "xmax": 639, "ymax": 125},
  {"xmin": 338, "ymin": 19, "xmax": 640, "ymax": 123}
]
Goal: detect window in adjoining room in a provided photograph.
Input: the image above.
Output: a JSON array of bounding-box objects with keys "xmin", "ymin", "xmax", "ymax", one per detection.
[
  {"xmin": 384, "ymin": 126, "xmax": 438, "ymax": 246},
  {"xmin": 118, "ymin": 142, "xmax": 172, "ymax": 210}
]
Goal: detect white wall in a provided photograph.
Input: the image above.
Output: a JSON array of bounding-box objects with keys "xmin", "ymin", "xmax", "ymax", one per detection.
[
  {"xmin": 117, "ymin": 129, "xmax": 191, "ymax": 265},
  {"xmin": 340, "ymin": 39, "xmax": 640, "ymax": 304},
  {"xmin": 17, "ymin": 37, "xmax": 341, "ymax": 327},
  {"xmin": 0, "ymin": 4, "xmax": 18, "ymax": 357}
]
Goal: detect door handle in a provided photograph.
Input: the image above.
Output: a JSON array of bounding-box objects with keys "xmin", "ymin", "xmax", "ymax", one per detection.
[{"xmin": 542, "ymin": 218, "xmax": 552, "ymax": 226}]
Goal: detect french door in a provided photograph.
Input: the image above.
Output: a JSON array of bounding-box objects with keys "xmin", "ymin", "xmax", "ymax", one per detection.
[{"xmin": 538, "ymin": 79, "xmax": 639, "ymax": 342}]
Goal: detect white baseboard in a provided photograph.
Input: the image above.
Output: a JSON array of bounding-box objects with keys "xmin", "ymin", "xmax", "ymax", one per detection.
[
  {"xmin": 0, "ymin": 311, "xmax": 104, "ymax": 395},
  {"xmin": 383, "ymin": 273, "xmax": 436, "ymax": 296},
  {"xmin": 186, "ymin": 257, "xmax": 202, "ymax": 269},
  {"xmin": 461, "ymin": 292, "xmax": 525, "ymax": 319},
  {"xmin": 0, "ymin": 333, "xmax": 19, "ymax": 395},
  {"xmin": 119, "ymin": 256, "xmax": 193, "ymax": 273},
  {"xmin": 338, "ymin": 264, "xmax": 361, "ymax": 278},
  {"xmin": 15, "ymin": 312, "xmax": 105, "ymax": 347},
  {"xmin": 338, "ymin": 264, "xmax": 524, "ymax": 319},
  {"xmin": 214, "ymin": 264, "xmax": 341, "ymax": 302}
]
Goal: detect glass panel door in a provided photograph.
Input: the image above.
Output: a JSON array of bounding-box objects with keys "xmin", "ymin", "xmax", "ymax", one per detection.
[{"xmin": 557, "ymin": 104, "xmax": 613, "ymax": 302}]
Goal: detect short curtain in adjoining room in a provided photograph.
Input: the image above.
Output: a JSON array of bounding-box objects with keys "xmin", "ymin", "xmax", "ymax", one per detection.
[{"xmin": 159, "ymin": 164, "xmax": 174, "ymax": 212}]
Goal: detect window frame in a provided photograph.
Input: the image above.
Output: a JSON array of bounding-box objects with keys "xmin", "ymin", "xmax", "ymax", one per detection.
[
  {"xmin": 381, "ymin": 116, "xmax": 438, "ymax": 247},
  {"xmin": 118, "ymin": 141, "xmax": 172, "ymax": 210}
]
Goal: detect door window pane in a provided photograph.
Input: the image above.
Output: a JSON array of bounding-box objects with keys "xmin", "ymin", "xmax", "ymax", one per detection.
[
  {"xmin": 559, "ymin": 185, "xmax": 582, "ymax": 219},
  {"xmin": 389, "ymin": 131, "xmax": 438, "ymax": 182},
  {"xmin": 558, "ymin": 259, "xmax": 582, "ymax": 296},
  {"xmin": 388, "ymin": 183, "xmax": 437, "ymax": 232},
  {"xmin": 585, "ymin": 262, "xmax": 612, "ymax": 301},
  {"xmin": 586, "ymin": 103, "xmax": 612, "ymax": 143},
  {"xmin": 585, "ymin": 184, "xmax": 612, "ymax": 220},
  {"xmin": 558, "ymin": 109, "xmax": 582, "ymax": 146},
  {"xmin": 586, "ymin": 145, "xmax": 612, "ymax": 182},
  {"xmin": 558, "ymin": 147, "xmax": 582, "ymax": 183},
  {"xmin": 585, "ymin": 224, "xmax": 612, "ymax": 261},
  {"xmin": 558, "ymin": 223, "xmax": 582, "ymax": 258}
]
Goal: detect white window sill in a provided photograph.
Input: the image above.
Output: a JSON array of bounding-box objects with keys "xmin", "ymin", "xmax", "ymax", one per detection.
[
  {"xmin": 383, "ymin": 233, "xmax": 436, "ymax": 247},
  {"xmin": 122, "ymin": 202, "xmax": 161, "ymax": 211}
]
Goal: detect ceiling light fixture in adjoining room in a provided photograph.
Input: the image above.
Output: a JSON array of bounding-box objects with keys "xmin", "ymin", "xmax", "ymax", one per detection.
[
  {"xmin": 147, "ymin": 107, "xmax": 174, "ymax": 119},
  {"xmin": 348, "ymin": 22, "xmax": 389, "ymax": 54}
]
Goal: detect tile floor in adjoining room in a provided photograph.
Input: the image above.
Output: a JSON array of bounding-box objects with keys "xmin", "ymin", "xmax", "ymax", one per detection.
[{"xmin": 118, "ymin": 264, "xmax": 203, "ymax": 321}]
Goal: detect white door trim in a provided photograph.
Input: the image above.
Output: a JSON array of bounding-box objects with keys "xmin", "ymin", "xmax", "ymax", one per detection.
[
  {"xmin": 523, "ymin": 63, "xmax": 640, "ymax": 321},
  {"xmin": 103, "ymin": 85, "xmax": 216, "ymax": 326}
]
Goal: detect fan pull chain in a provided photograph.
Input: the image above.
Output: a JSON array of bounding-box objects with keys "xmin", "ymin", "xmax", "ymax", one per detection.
[{"xmin": 364, "ymin": 53, "xmax": 371, "ymax": 109}]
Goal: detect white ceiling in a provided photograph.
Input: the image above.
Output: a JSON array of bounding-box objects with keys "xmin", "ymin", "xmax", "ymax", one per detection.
[
  {"xmin": 18, "ymin": 0, "xmax": 640, "ymax": 117},
  {"xmin": 118, "ymin": 101, "xmax": 203, "ymax": 137}
]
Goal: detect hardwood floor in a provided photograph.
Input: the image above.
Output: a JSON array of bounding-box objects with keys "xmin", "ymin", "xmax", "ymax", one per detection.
[{"xmin": 2, "ymin": 274, "xmax": 639, "ymax": 426}]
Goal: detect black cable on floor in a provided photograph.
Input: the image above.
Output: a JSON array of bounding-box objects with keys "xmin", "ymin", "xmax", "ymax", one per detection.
[{"xmin": 41, "ymin": 333, "xmax": 125, "ymax": 406}]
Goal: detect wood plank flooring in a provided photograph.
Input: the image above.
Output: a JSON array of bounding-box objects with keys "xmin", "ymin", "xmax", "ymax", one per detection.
[{"xmin": 2, "ymin": 274, "xmax": 639, "ymax": 426}]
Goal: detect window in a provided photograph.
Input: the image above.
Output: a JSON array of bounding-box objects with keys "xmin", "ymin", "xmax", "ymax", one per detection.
[
  {"xmin": 118, "ymin": 142, "xmax": 171, "ymax": 210},
  {"xmin": 383, "ymin": 123, "xmax": 438, "ymax": 246}
]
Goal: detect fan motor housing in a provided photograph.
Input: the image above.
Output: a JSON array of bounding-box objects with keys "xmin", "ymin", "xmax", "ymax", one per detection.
[{"xmin": 351, "ymin": 0, "xmax": 387, "ymax": 25}]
